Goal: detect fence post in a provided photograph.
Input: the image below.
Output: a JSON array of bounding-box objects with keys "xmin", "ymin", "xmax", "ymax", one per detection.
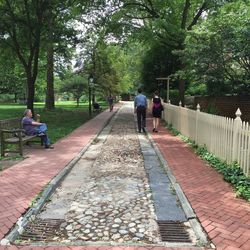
[
  {"xmin": 162, "ymin": 101, "xmax": 165, "ymax": 121},
  {"xmin": 166, "ymin": 100, "xmax": 171, "ymax": 124},
  {"xmin": 232, "ymin": 108, "xmax": 242, "ymax": 162},
  {"xmin": 165, "ymin": 99, "xmax": 171, "ymax": 123},
  {"xmin": 195, "ymin": 104, "xmax": 200, "ymax": 143},
  {"xmin": 178, "ymin": 101, "xmax": 182, "ymax": 132}
]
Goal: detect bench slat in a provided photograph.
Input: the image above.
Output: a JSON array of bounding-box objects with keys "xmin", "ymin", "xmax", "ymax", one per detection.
[{"xmin": 5, "ymin": 135, "xmax": 37, "ymax": 143}]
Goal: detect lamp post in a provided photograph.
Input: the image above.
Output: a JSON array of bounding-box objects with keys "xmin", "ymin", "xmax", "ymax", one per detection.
[
  {"xmin": 88, "ymin": 74, "xmax": 94, "ymax": 117},
  {"xmin": 158, "ymin": 81, "xmax": 163, "ymax": 97},
  {"xmin": 167, "ymin": 76, "xmax": 170, "ymax": 103},
  {"xmin": 156, "ymin": 76, "xmax": 171, "ymax": 102}
]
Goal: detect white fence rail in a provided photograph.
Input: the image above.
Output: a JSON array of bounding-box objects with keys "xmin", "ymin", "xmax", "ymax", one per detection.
[{"xmin": 162, "ymin": 102, "xmax": 250, "ymax": 177}]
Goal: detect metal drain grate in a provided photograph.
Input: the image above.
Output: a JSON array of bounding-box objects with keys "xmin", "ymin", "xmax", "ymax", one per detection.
[
  {"xmin": 18, "ymin": 219, "xmax": 66, "ymax": 242},
  {"xmin": 157, "ymin": 221, "xmax": 191, "ymax": 243}
]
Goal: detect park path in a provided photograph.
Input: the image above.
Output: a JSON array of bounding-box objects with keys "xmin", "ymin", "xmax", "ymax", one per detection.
[
  {"xmin": 34, "ymin": 103, "xmax": 161, "ymax": 244},
  {"xmin": 0, "ymin": 101, "xmax": 250, "ymax": 250}
]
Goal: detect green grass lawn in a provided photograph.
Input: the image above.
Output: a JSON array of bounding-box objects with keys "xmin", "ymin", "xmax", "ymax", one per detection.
[{"xmin": 0, "ymin": 101, "xmax": 108, "ymax": 145}]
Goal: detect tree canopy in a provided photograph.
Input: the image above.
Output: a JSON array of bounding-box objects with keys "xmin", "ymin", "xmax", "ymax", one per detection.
[
  {"xmin": 0, "ymin": 0, "xmax": 249, "ymax": 108},
  {"xmin": 181, "ymin": 1, "xmax": 250, "ymax": 96}
]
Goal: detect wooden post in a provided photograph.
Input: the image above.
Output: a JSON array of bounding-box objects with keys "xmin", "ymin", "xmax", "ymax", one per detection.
[
  {"xmin": 18, "ymin": 131, "xmax": 23, "ymax": 156},
  {"xmin": 195, "ymin": 104, "xmax": 200, "ymax": 143},
  {"xmin": 178, "ymin": 101, "xmax": 182, "ymax": 132},
  {"xmin": 167, "ymin": 76, "xmax": 170, "ymax": 103},
  {"xmin": 232, "ymin": 108, "xmax": 242, "ymax": 161},
  {"xmin": 0, "ymin": 131, "xmax": 4, "ymax": 157}
]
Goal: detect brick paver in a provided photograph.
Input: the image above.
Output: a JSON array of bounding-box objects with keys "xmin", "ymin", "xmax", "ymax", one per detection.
[{"xmin": 147, "ymin": 116, "xmax": 250, "ymax": 250}]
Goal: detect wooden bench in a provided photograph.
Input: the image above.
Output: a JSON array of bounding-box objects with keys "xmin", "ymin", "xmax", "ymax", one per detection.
[
  {"xmin": 0, "ymin": 118, "xmax": 42, "ymax": 157},
  {"xmin": 93, "ymin": 103, "xmax": 102, "ymax": 112}
]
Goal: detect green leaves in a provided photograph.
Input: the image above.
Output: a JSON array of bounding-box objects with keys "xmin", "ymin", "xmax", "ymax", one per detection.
[
  {"xmin": 182, "ymin": 0, "xmax": 250, "ymax": 95},
  {"xmin": 60, "ymin": 75, "xmax": 88, "ymax": 105}
]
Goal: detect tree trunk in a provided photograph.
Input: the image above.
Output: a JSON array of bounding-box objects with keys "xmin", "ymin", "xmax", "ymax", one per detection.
[
  {"xmin": 45, "ymin": 13, "xmax": 55, "ymax": 110},
  {"xmin": 45, "ymin": 42, "xmax": 55, "ymax": 110},
  {"xmin": 177, "ymin": 1, "xmax": 206, "ymax": 106},
  {"xmin": 92, "ymin": 92, "xmax": 95, "ymax": 105},
  {"xmin": 26, "ymin": 75, "xmax": 35, "ymax": 113},
  {"xmin": 178, "ymin": 79, "xmax": 185, "ymax": 106},
  {"xmin": 92, "ymin": 48, "xmax": 96, "ymax": 105}
]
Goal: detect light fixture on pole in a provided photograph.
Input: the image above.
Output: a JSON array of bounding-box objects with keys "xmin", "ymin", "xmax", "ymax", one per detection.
[{"xmin": 88, "ymin": 74, "xmax": 94, "ymax": 117}]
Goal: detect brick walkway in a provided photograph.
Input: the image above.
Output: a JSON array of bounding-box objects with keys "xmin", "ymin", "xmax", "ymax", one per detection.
[
  {"xmin": 0, "ymin": 103, "xmax": 249, "ymax": 250},
  {"xmin": 147, "ymin": 117, "xmax": 250, "ymax": 250}
]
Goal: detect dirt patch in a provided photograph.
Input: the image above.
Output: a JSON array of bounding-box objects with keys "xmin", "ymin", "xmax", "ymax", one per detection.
[
  {"xmin": 0, "ymin": 158, "xmax": 23, "ymax": 170},
  {"xmin": 0, "ymin": 146, "xmax": 33, "ymax": 171}
]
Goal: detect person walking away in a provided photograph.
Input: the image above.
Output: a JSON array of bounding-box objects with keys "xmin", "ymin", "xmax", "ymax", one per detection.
[
  {"xmin": 152, "ymin": 90, "xmax": 163, "ymax": 132},
  {"xmin": 22, "ymin": 109, "xmax": 54, "ymax": 149},
  {"xmin": 108, "ymin": 95, "xmax": 114, "ymax": 111},
  {"xmin": 134, "ymin": 88, "xmax": 147, "ymax": 133}
]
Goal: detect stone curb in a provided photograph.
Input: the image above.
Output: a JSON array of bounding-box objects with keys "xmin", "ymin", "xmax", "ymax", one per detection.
[
  {"xmin": 145, "ymin": 130, "xmax": 211, "ymax": 247},
  {"xmin": 1, "ymin": 107, "xmax": 120, "ymax": 245}
]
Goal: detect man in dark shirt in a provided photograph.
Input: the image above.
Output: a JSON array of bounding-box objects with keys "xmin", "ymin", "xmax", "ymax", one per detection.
[
  {"xmin": 108, "ymin": 95, "xmax": 114, "ymax": 111},
  {"xmin": 22, "ymin": 109, "xmax": 53, "ymax": 149},
  {"xmin": 134, "ymin": 88, "xmax": 147, "ymax": 133}
]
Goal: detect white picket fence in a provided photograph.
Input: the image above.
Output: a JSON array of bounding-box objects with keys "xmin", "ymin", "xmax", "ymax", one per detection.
[{"xmin": 162, "ymin": 102, "xmax": 250, "ymax": 177}]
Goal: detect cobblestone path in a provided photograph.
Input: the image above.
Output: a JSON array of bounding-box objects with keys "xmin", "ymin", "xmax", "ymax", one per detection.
[{"xmin": 37, "ymin": 103, "xmax": 160, "ymax": 244}]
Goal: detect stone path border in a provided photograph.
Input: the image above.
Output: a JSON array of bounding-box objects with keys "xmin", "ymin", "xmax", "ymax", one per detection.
[{"xmin": 142, "ymin": 133, "xmax": 209, "ymax": 247}]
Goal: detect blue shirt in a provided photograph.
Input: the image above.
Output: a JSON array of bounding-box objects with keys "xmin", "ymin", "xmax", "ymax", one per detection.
[
  {"xmin": 22, "ymin": 117, "xmax": 36, "ymax": 135},
  {"xmin": 134, "ymin": 94, "xmax": 147, "ymax": 108}
]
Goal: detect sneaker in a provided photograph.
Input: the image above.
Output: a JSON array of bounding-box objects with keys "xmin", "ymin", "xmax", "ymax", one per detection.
[
  {"xmin": 45, "ymin": 145, "xmax": 54, "ymax": 149},
  {"xmin": 142, "ymin": 128, "xmax": 146, "ymax": 133}
]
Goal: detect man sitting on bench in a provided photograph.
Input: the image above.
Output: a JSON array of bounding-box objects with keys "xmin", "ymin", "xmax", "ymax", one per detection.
[
  {"xmin": 93, "ymin": 102, "xmax": 102, "ymax": 112},
  {"xmin": 22, "ymin": 109, "xmax": 54, "ymax": 149}
]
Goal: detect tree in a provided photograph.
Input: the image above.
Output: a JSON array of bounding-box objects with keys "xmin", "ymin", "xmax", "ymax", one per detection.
[
  {"xmin": 0, "ymin": 0, "xmax": 50, "ymax": 112},
  {"xmin": 107, "ymin": 0, "xmax": 232, "ymax": 104},
  {"xmin": 182, "ymin": 1, "xmax": 250, "ymax": 96},
  {"xmin": 60, "ymin": 76, "xmax": 87, "ymax": 106},
  {"xmin": 0, "ymin": 0, "xmax": 86, "ymax": 110},
  {"xmin": 43, "ymin": 0, "xmax": 82, "ymax": 110},
  {"xmin": 0, "ymin": 45, "xmax": 26, "ymax": 102},
  {"xmin": 141, "ymin": 43, "xmax": 178, "ymax": 96},
  {"xmin": 93, "ymin": 41, "xmax": 143, "ymax": 97}
]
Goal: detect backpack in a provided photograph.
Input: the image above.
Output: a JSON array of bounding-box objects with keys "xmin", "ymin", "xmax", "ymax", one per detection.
[{"xmin": 153, "ymin": 102, "xmax": 164, "ymax": 111}]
